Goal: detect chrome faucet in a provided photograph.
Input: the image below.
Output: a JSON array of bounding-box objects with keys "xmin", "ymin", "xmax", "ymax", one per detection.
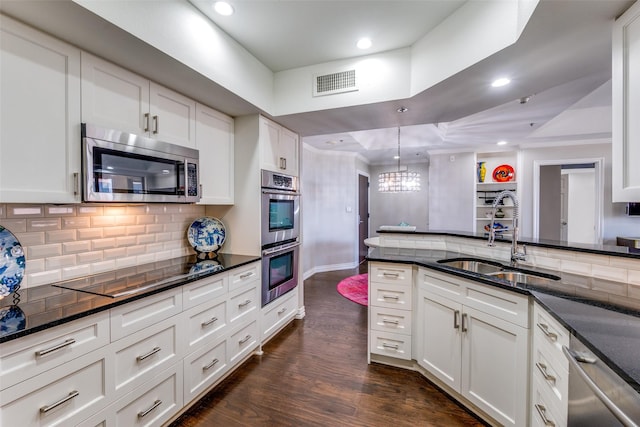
[{"xmin": 487, "ymin": 190, "xmax": 526, "ymax": 265}]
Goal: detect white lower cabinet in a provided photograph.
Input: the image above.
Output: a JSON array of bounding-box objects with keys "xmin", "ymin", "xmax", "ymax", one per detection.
[
  {"xmin": 261, "ymin": 287, "xmax": 298, "ymax": 342},
  {"xmin": 183, "ymin": 337, "xmax": 228, "ymax": 402},
  {"xmin": 0, "ymin": 348, "xmax": 112, "ymax": 427},
  {"xmin": 413, "ymin": 267, "xmax": 529, "ymax": 427}
]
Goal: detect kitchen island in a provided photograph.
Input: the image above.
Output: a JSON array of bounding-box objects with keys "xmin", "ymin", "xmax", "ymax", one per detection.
[{"xmin": 367, "ymin": 230, "xmax": 640, "ymax": 427}]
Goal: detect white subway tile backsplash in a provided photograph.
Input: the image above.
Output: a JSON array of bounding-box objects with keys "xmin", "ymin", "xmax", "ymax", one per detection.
[
  {"xmin": 8, "ymin": 205, "xmax": 43, "ymax": 218},
  {"xmin": 13, "ymin": 231, "xmax": 44, "ymax": 246},
  {"xmin": 155, "ymin": 232, "xmax": 173, "ymax": 243},
  {"xmin": 126, "ymin": 245, "xmax": 147, "ymax": 257},
  {"xmin": 62, "ymin": 264, "xmax": 91, "ymax": 280},
  {"xmin": 46, "ymin": 254, "xmax": 77, "ymax": 270},
  {"xmin": 115, "ymin": 215, "xmax": 136, "ymax": 226},
  {"xmin": 137, "ymin": 215, "xmax": 156, "ymax": 225},
  {"xmin": 62, "ymin": 216, "xmax": 91, "ymax": 229},
  {"xmin": 27, "ymin": 218, "xmax": 61, "ymax": 232},
  {"xmin": 146, "ymin": 224, "xmax": 164, "ymax": 233},
  {"xmin": 116, "ymin": 236, "xmax": 137, "ymax": 247},
  {"xmin": 136, "ymin": 234, "xmax": 156, "ymax": 245},
  {"xmin": 28, "ymin": 269, "xmax": 61, "ymax": 286},
  {"xmin": 591, "ymin": 264, "xmax": 627, "ymax": 283},
  {"xmin": 103, "ymin": 206, "xmax": 127, "ymax": 216},
  {"xmin": 560, "ymin": 259, "xmax": 592, "ymax": 276},
  {"xmin": 91, "ymin": 216, "xmax": 117, "ymax": 227},
  {"xmin": 46, "ymin": 229, "xmax": 77, "ymax": 243},
  {"xmin": 46, "ymin": 206, "xmax": 76, "ymax": 216},
  {"xmin": 146, "ymin": 205, "xmax": 166, "ymax": 214},
  {"xmin": 126, "ymin": 225, "xmax": 146, "ymax": 235},
  {"xmin": 103, "ymin": 226, "xmax": 126, "ymax": 238},
  {"xmin": 28, "ymin": 244, "xmax": 62, "ymax": 259},
  {"xmin": 77, "ymin": 251, "xmax": 104, "ymax": 264},
  {"xmin": 628, "ymin": 269, "xmax": 640, "ymax": 286},
  {"xmin": 146, "ymin": 242, "xmax": 165, "ymax": 253},
  {"xmin": 137, "ymin": 253, "xmax": 156, "ymax": 265},
  {"xmin": 78, "ymin": 206, "xmax": 103, "ymax": 215},
  {"xmin": 26, "ymin": 258, "xmax": 45, "ymax": 274},
  {"xmin": 0, "ymin": 204, "xmax": 5, "ymax": 218},
  {"xmin": 0, "ymin": 219, "xmax": 27, "ymax": 233},
  {"xmin": 115, "ymin": 256, "xmax": 138, "ymax": 269},
  {"xmin": 92, "ymin": 238, "xmax": 117, "ymax": 250},
  {"xmin": 63, "ymin": 240, "xmax": 92, "ymax": 254},
  {"xmin": 77, "ymin": 228, "xmax": 103, "ymax": 240},
  {"xmin": 126, "ymin": 205, "xmax": 147, "ymax": 215},
  {"xmin": 91, "ymin": 260, "xmax": 116, "ymax": 274},
  {"xmin": 104, "ymin": 247, "xmax": 127, "ymax": 260}
]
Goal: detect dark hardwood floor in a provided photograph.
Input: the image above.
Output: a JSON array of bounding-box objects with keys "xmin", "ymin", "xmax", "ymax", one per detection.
[{"xmin": 170, "ymin": 267, "xmax": 486, "ymax": 427}]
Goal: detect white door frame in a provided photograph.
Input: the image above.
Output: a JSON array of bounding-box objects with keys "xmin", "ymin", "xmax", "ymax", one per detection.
[
  {"xmin": 356, "ymin": 169, "xmax": 370, "ymax": 263},
  {"xmin": 532, "ymin": 158, "xmax": 604, "ymax": 244}
]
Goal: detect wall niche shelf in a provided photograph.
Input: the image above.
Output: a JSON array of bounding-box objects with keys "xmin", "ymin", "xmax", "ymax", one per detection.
[{"xmin": 474, "ymin": 152, "xmax": 519, "ymax": 234}]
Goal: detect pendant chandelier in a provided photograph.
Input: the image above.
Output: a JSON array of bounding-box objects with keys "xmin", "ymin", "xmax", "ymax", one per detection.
[{"xmin": 378, "ymin": 127, "xmax": 421, "ymax": 192}]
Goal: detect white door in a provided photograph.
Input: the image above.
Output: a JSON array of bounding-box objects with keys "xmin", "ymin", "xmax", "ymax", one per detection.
[{"xmin": 565, "ymin": 169, "xmax": 596, "ymax": 244}]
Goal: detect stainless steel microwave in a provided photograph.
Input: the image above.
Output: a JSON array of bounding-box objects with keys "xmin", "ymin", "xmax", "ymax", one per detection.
[{"xmin": 81, "ymin": 123, "xmax": 200, "ymax": 203}]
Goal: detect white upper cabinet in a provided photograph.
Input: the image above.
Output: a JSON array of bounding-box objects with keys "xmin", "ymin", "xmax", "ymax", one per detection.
[
  {"xmin": 81, "ymin": 52, "xmax": 196, "ymax": 148},
  {"xmin": 196, "ymin": 103, "xmax": 234, "ymax": 205},
  {"xmin": 259, "ymin": 116, "xmax": 299, "ymax": 176},
  {"xmin": 612, "ymin": 1, "xmax": 640, "ymax": 202},
  {"xmin": 0, "ymin": 15, "xmax": 81, "ymax": 204}
]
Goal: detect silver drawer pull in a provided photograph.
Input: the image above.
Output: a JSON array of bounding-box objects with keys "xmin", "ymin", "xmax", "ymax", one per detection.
[
  {"xmin": 382, "ymin": 272, "xmax": 399, "ymax": 278},
  {"xmin": 534, "ymin": 404, "xmax": 555, "ymax": 426},
  {"xmin": 536, "ymin": 362, "xmax": 556, "ymax": 384},
  {"xmin": 239, "ymin": 272, "xmax": 254, "ymax": 279},
  {"xmin": 382, "ymin": 295, "xmax": 399, "ymax": 300},
  {"xmin": 238, "ymin": 299, "xmax": 252, "ymax": 307},
  {"xmin": 239, "ymin": 334, "xmax": 252, "ymax": 344},
  {"xmin": 461, "ymin": 313, "xmax": 468, "ymax": 333},
  {"xmin": 36, "ymin": 338, "xmax": 76, "ymax": 357},
  {"xmin": 537, "ymin": 323, "xmax": 558, "ymax": 341},
  {"xmin": 201, "ymin": 316, "xmax": 218, "ymax": 327},
  {"xmin": 40, "ymin": 390, "xmax": 79, "ymax": 413},
  {"xmin": 136, "ymin": 346, "xmax": 161, "ymax": 362},
  {"xmin": 382, "ymin": 319, "xmax": 399, "ymax": 325},
  {"xmin": 138, "ymin": 399, "xmax": 162, "ymax": 418},
  {"xmin": 453, "ymin": 310, "xmax": 460, "ymax": 330},
  {"xmin": 277, "ymin": 307, "xmax": 287, "ymax": 315},
  {"xmin": 203, "ymin": 358, "xmax": 220, "ymax": 371},
  {"xmin": 382, "ymin": 343, "xmax": 400, "ymax": 350}
]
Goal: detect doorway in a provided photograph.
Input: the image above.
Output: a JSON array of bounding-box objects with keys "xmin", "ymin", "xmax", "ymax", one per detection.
[
  {"xmin": 533, "ymin": 159, "xmax": 603, "ymax": 244},
  {"xmin": 357, "ymin": 172, "xmax": 369, "ymax": 264}
]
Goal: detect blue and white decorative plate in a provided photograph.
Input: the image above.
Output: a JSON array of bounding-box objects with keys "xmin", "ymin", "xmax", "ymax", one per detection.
[
  {"xmin": 187, "ymin": 217, "xmax": 226, "ymax": 253},
  {"xmin": 189, "ymin": 259, "xmax": 224, "ymax": 276},
  {"xmin": 0, "ymin": 305, "xmax": 26, "ymax": 335},
  {"xmin": 0, "ymin": 226, "xmax": 25, "ymax": 299}
]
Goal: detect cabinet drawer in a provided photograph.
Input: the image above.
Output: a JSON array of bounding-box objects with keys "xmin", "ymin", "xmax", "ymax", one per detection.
[
  {"xmin": 532, "ymin": 346, "xmax": 569, "ymax": 418},
  {"xmin": 185, "ymin": 298, "xmax": 227, "ymax": 351},
  {"xmin": 463, "ymin": 280, "xmax": 529, "ymax": 328},
  {"xmin": 370, "ymin": 282, "xmax": 412, "ymax": 310},
  {"xmin": 229, "ymin": 263, "xmax": 260, "ymax": 291},
  {"xmin": 370, "ymin": 263, "xmax": 412, "ymax": 286},
  {"xmin": 228, "ymin": 285, "xmax": 259, "ymax": 325},
  {"xmin": 418, "ymin": 268, "xmax": 464, "ymax": 300},
  {"xmin": 370, "ymin": 306, "xmax": 412, "ymax": 336},
  {"xmin": 182, "ymin": 273, "xmax": 228, "ymax": 310},
  {"xmin": 1, "ymin": 349, "xmax": 110, "ymax": 427},
  {"xmin": 0, "ymin": 311, "xmax": 109, "ymax": 390},
  {"xmin": 370, "ymin": 330, "xmax": 411, "ymax": 360},
  {"xmin": 183, "ymin": 338, "xmax": 228, "ymax": 402},
  {"xmin": 531, "ymin": 375, "xmax": 567, "ymax": 427},
  {"xmin": 113, "ymin": 316, "xmax": 183, "ymax": 396},
  {"xmin": 112, "ymin": 363, "xmax": 183, "ymax": 427},
  {"xmin": 533, "ymin": 303, "xmax": 570, "ymax": 365},
  {"xmin": 110, "ymin": 288, "xmax": 182, "ymax": 341},
  {"xmin": 261, "ymin": 288, "xmax": 298, "ymax": 341},
  {"xmin": 228, "ymin": 320, "xmax": 258, "ymax": 365}
]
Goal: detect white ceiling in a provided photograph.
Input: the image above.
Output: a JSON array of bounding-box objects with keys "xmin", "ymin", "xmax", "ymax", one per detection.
[{"xmin": 191, "ymin": 0, "xmax": 634, "ymax": 165}]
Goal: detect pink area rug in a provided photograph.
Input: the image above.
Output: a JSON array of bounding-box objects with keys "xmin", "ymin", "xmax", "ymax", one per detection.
[{"xmin": 336, "ymin": 273, "xmax": 368, "ymax": 306}]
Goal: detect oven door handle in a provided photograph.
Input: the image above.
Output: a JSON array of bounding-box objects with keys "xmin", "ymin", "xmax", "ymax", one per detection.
[
  {"xmin": 563, "ymin": 345, "xmax": 640, "ymax": 427},
  {"xmin": 262, "ymin": 189, "xmax": 300, "ymax": 196},
  {"xmin": 263, "ymin": 242, "xmax": 300, "ymax": 256}
]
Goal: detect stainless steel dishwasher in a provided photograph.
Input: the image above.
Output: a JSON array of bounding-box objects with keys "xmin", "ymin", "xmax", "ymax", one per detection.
[{"xmin": 564, "ymin": 335, "xmax": 640, "ymax": 426}]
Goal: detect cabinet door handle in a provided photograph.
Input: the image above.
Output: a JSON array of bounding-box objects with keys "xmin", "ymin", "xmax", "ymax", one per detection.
[
  {"xmin": 382, "ymin": 342, "xmax": 399, "ymax": 350},
  {"xmin": 73, "ymin": 172, "xmax": 79, "ymax": 196},
  {"xmin": 536, "ymin": 362, "xmax": 556, "ymax": 384},
  {"xmin": 537, "ymin": 323, "xmax": 558, "ymax": 341},
  {"xmin": 36, "ymin": 338, "xmax": 76, "ymax": 357},
  {"xmin": 382, "ymin": 272, "xmax": 399, "ymax": 278},
  {"xmin": 40, "ymin": 390, "xmax": 79, "ymax": 413},
  {"xmin": 144, "ymin": 112, "xmax": 150, "ymax": 132},
  {"xmin": 203, "ymin": 358, "xmax": 220, "ymax": 371},
  {"xmin": 534, "ymin": 404, "xmax": 555, "ymax": 426},
  {"xmin": 239, "ymin": 272, "xmax": 254, "ymax": 279},
  {"xmin": 152, "ymin": 115, "xmax": 159, "ymax": 134},
  {"xmin": 138, "ymin": 399, "xmax": 162, "ymax": 418},
  {"xmin": 239, "ymin": 334, "xmax": 252, "ymax": 344},
  {"xmin": 238, "ymin": 299, "xmax": 252, "ymax": 308},
  {"xmin": 136, "ymin": 346, "xmax": 161, "ymax": 362},
  {"xmin": 279, "ymin": 157, "xmax": 286, "ymax": 170},
  {"xmin": 382, "ymin": 318, "xmax": 399, "ymax": 325},
  {"xmin": 277, "ymin": 307, "xmax": 287, "ymax": 315},
  {"xmin": 461, "ymin": 313, "xmax": 468, "ymax": 332},
  {"xmin": 201, "ymin": 316, "xmax": 218, "ymax": 327},
  {"xmin": 453, "ymin": 310, "xmax": 460, "ymax": 329}
]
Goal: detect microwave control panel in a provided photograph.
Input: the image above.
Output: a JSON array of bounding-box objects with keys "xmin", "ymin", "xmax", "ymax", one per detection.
[{"xmin": 187, "ymin": 163, "xmax": 198, "ymax": 197}]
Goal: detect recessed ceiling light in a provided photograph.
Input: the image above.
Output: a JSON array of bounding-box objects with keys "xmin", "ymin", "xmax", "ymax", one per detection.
[
  {"xmin": 393, "ymin": 155, "xmax": 400, "ymax": 160},
  {"xmin": 497, "ymin": 140, "xmax": 508, "ymax": 146},
  {"xmin": 491, "ymin": 77, "xmax": 511, "ymax": 87},
  {"xmin": 213, "ymin": 1, "xmax": 234, "ymax": 16},
  {"xmin": 357, "ymin": 37, "xmax": 372, "ymax": 50}
]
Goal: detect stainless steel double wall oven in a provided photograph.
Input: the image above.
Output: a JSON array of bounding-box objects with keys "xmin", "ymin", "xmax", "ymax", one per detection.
[{"xmin": 261, "ymin": 170, "xmax": 300, "ymax": 307}]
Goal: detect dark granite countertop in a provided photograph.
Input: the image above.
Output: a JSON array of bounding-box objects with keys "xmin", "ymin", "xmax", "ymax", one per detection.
[
  {"xmin": 0, "ymin": 253, "xmax": 261, "ymax": 343},
  {"xmin": 367, "ymin": 247, "xmax": 640, "ymax": 393},
  {"xmin": 376, "ymin": 228, "xmax": 640, "ymax": 259}
]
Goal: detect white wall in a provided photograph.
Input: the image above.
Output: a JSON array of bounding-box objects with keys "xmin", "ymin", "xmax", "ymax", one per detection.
[
  {"xmin": 428, "ymin": 152, "xmax": 475, "ymax": 232},
  {"xmin": 369, "ymin": 163, "xmax": 430, "ymax": 233},
  {"xmin": 301, "ymin": 146, "xmax": 362, "ymax": 277},
  {"xmin": 519, "ymin": 142, "xmax": 636, "ymax": 245}
]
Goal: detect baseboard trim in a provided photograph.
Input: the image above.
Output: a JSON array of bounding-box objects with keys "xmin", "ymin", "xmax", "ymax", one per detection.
[{"xmin": 302, "ymin": 262, "xmax": 359, "ymax": 280}]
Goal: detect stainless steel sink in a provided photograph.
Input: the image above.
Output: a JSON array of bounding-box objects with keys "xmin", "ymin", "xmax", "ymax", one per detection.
[
  {"xmin": 487, "ymin": 271, "xmax": 560, "ymax": 286},
  {"xmin": 437, "ymin": 258, "xmax": 505, "ymax": 275}
]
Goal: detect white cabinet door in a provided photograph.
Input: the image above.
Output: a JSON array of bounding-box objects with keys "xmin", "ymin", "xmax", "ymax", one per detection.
[
  {"xmin": 461, "ymin": 306, "xmax": 528, "ymax": 427},
  {"xmin": 417, "ymin": 288, "xmax": 462, "ymax": 392},
  {"xmin": 613, "ymin": 0, "xmax": 640, "ymax": 201},
  {"xmin": 0, "ymin": 15, "xmax": 81, "ymax": 203},
  {"xmin": 259, "ymin": 116, "xmax": 281, "ymax": 173},
  {"xmin": 278, "ymin": 126, "xmax": 299, "ymax": 176},
  {"xmin": 195, "ymin": 103, "xmax": 234, "ymax": 204},
  {"xmin": 149, "ymin": 82, "xmax": 196, "ymax": 148},
  {"xmin": 80, "ymin": 51, "xmax": 149, "ymax": 137}
]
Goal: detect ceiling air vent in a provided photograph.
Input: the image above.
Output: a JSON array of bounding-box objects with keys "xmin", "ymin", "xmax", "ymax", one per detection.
[{"xmin": 313, "ymin": 69, "xmax": 358, "ymax": 97}]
